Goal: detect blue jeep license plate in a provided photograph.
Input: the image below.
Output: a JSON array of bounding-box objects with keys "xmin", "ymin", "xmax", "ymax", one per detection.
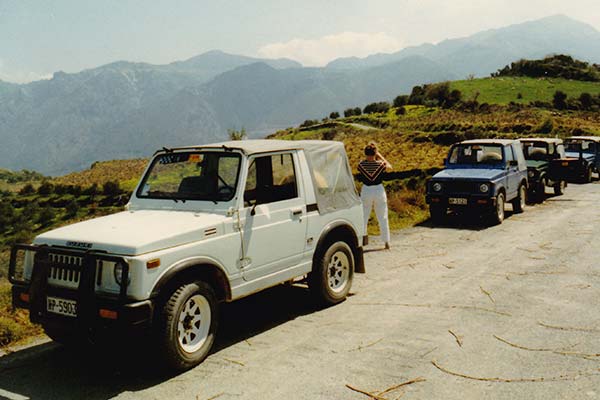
[{"xmin": 449, "ymin": 198, "xmax": 468, "ymax": 205}]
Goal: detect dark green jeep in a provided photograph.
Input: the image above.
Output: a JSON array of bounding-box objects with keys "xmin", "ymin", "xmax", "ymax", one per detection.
[{"xmin": 519, "ymin": 138, "xmax": 568, "ymax": 202}]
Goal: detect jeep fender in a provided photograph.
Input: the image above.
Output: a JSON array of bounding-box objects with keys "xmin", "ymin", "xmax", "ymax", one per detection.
[
  {"xmin": 314, "ymin": 221, "xmax": 365, "ymax": 274},
  {"xmin": 150, "ymin": 257, "xmax": 232, "ymax": 302}
]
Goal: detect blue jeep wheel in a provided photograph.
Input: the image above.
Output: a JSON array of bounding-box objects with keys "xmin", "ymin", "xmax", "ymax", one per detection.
[
  {"xmin": 490, "ymin": 192, "xmax": 505, "ymax": 225},
  {"xmin": 512, "ymin": 185, "xmax": 526, "ymax": 213}
]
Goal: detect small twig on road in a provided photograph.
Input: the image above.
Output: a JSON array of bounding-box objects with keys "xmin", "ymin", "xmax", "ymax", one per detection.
[
  {"xmin": 431, "ymin": 360, "xmax": 600, "ymax": 382},
  {"xmin": 378, "ymin": 378, "xmax": 426, "ymax": 396},
  {"xmin": 223, "ymin": 358, "xmax": 245, "ymax": 366},
  {"xmin": 345, "ymin": 384, "xmax": 388, "ymax": 400},
  {"xmin": 200, "ymin": 393, "xmax": 224, "ymax": 400},
  {"xmin": 448, "ymin": 330, "xmax": 463, "ymax": 347},
  {"xmin": 349, "ymin": 338, "xmax": 384, "ymax": 352},
  {"xmin": 479, "ymin": 286, "xmax": 495, "ymax": 304},
  {"xmin": 244, "ymin": 339, "xmax": 252, "ymax": 346},
  {"xmin": 442, "ymin": 264, "xmax": 455, "ymax": 269},
  {"xmin": 516, "ymin": 247, "xmax": 536, "ymax": 253},
  {"xmin": 493, "ymin": 335, "xmax": 600, "ymax": 360},
  {"xmin": 420, "ymin": 346, "xmax": 438, "ymax": 358},
  {"xmin": 353, "ymin": 302, "xmax": 511, "ymax": 317},
  {"xmin": 538, "ymin": 321, "xmax": 600, "ymax": 333}
]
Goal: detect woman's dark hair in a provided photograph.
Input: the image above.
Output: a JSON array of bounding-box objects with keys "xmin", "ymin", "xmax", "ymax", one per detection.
[{"xmin": 364, "ymin": 142, "xmax": 377, "ymax": 156}]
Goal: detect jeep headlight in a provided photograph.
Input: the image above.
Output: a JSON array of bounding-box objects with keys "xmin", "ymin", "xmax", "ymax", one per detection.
[
  {"xmin": 528, "ymin": 170, "xmax": 535, "ymax": 178},
  {"xmin": 113, "ymin": 261, "xmax": 130, "ymax": 286},
  {"xmin": 479, "ymin": 183, "xmax": 490, "ymax": 193},
  {"xmin": 432, "ymin": 182, "xmax": 442, "ymax": 192}
]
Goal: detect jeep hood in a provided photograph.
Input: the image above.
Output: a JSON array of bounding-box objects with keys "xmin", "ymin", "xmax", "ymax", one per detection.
[
  {"xmin": 432, "ymin": 168, "xmax": 505, "ymax": 181},
  {"xmin": 526, "ymin": 160, "xmax": 548, "ymax": 170},
  {"xmin": 34, "ymin": 210, "xmax": 227, "ymax": 256}
]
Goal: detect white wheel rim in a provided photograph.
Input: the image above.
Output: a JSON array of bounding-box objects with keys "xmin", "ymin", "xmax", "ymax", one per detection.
[
  {"xmin": 177, "ymin": 294, "xmax": 211, "ymax": 354},
  {"xmin": 497, "ymin": 195, "xmax": 504, "ymax": 220},
  {"xmin": 327, "ymin": 250, "xmax": 350, "ymax": 293}
]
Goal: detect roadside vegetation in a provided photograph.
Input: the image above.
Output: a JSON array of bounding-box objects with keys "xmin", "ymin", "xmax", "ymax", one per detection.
[{"xmin": 2, "ymin": 54, "xmax": 600, "ymax": 347}]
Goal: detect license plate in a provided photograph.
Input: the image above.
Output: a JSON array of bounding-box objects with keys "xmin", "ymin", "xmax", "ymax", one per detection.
[
  {"xmin": 449, "ymin": 197, "xmax": 468, "ymax": 205},
  {"xmin": 47, "ymin": 296, "xmax": 77, "ymax": 317}
]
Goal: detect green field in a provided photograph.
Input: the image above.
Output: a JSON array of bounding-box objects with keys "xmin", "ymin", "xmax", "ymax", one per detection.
[{"xmin": 450, "ymin": 77, "xmax": 600, "ymax": 105}]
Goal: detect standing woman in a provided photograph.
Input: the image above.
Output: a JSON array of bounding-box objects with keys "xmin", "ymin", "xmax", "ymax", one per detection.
[{"xmin": 358, "ymin": 142, "xmax": 392, "ymax": 249}]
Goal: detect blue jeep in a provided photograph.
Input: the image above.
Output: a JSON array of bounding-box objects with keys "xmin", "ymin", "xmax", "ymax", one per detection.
[
  {"xmin": 561, "ymin": 136, "xmax": 600, "ymax": 183},
  {"xmin": 426, "ymin": 139, "xmax": 528, "ymax": 225}
]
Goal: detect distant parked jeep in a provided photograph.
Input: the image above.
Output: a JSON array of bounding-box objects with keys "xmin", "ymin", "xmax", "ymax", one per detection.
[
  {"xmin": 9, "ymin": 140, "xmax": 365, "ymax": 371},
  {"xmin": 519, "ymin": 138, "xmax": 568, "ymax": 201},
  {"xmin": 426, "ymin": 139, "xmax": 528, "ymax": 225},
  {"xmin": 561, "ymin": 136, "xmax": 600, "ymax": 183}
]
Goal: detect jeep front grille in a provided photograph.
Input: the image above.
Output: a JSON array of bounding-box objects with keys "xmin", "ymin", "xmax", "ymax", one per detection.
[
  {"xmin": 444, "ymin": 181, "xmax": 476, "ymax": 194},
  {"xmin": 47, "ymin": 253, "xmax": 104, "ymax": 289}
]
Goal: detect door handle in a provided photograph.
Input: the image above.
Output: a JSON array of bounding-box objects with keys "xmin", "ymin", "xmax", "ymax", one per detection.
[{"xmin": 291, "ymin": 207, "xmax": 303, "ymax": 216}]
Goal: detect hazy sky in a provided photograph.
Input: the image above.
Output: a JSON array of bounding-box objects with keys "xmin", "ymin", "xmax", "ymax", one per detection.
[{"xmin": 2, "ymin": 0, "xmax": 600, "ymax": 83}]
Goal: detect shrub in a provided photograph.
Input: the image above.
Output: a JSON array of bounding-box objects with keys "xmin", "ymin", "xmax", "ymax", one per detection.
[
  {"xmin": 393, "ymin": 95, "xmax": 409, "ymax": 108},
  {"xmin": 363, "ymin": 102, "xmax": 390, "ymax": 114},
  {"xmin": 395, "ymin": 106, "xmax": 406, "ymax": 116},
  {"xmin": 300, "ymin": 119, "xmax": 319, "ymax": 128},
  {"xmin": 535, "ymin": 117, "xmax": 554, "ymax": 134},
  {"xmin": 37, "ymin": 181, "xmax": 54, "ymax": 195},
  {"xmin": 553, "ymin": 90, "xmax": 568, "ymax": 110},
  {"xmin": 103, "ymin": 181, "xmax": 121, "ymax": 196},
  {"xmin": 579, "ymin": 93, "xmax": 593, "ymax": 110},
  {"xmin": 18, "ymin": 184, "xmax": 35, "ymax": 196},
  {"xmin": 38, "ymin": 206, "xmax": 55, "ymax": 227},
  {"xmin": 329, "ymin": 112, "xmax": 340, "ymax": 119}
]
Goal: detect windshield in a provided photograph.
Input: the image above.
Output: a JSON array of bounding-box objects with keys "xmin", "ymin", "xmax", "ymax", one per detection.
[
  {"xmin": 521, "ymin": 142, "xmax": 550, "ymax": 161},
  {"xmin": 448, "ymin": 144, "xmax": 504, "ymax": 166},
  {"xmin": 565, "ymin": 139, "xmax": 596, "ymax": 154},
  {"xmin": 137, "ymin": 151, "xmax": 241, "ymax": 202}
]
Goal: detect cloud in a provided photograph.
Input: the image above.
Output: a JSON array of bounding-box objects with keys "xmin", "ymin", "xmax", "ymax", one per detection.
[{"xmin": 257, "ymin": 31, "xmax": 403, "ymax": 66}]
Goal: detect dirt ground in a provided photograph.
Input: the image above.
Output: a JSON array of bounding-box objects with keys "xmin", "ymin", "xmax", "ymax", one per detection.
[{"xmin": 1, "ymin": 183, "xmax": 600, "ymax": 400}]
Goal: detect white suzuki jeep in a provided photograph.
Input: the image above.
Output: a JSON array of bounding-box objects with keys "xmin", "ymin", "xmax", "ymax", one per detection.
[{"xmin": 9, "ymin": 140, "xmax": 365, "ymax": 370}]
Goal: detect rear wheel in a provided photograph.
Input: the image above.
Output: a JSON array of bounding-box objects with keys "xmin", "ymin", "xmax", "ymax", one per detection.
[
  {"xmin": 512, "ymin": 184, "xmax": 526, "ymax": 213},
  {"xmin": 158, "ymin": 281, "xmax": 218, "ymax": 371},
  {"xmin": 554, "ymin": 180, "xmax": 566, "ymax": 196},
  {"xmin": 308, "ymin": 240, "xmax": 354, "ymax": 306},
  {"xmin": 489, "ymin": 192, "xmax": 505, "ymax": 225}
]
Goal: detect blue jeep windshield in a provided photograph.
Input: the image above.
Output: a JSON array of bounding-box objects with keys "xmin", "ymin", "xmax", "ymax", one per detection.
[
  {"xmin": 565, "ymin": 139, "xmax": 596, "ymax": 154},
  {"xmin": 137, "ymin": 151, "xmax": 241, "ymax": 202},
  {"xmin": 448, "ymin": 144, "xmax": 504, "ymax": 166}
]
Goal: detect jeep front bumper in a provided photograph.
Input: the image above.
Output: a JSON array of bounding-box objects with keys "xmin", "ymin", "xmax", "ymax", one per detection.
[
  {"xmin": 426, "ymin": 194, "xmax": 497, "ymax": 208},
  {"xmin": 9, "ymin": 244, "xmax": 153, "ymax": 328}
]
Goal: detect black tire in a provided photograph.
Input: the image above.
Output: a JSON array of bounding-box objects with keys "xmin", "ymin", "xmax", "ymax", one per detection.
[
  {"xmin": 308, "ymin": 240, "xmax": 354, "ymax": 306},
  {"xmin": 584, "ymin": 166, "xmax": 593, "ymax": 183},
  {"xmin": 158, "ymin": 281, "xmax": 219, "ymax": 371},
  {"xmin": 512, "ymin": 184, "xmax": 526, "ymax": 213},
  {"xmin": 554, "ymin": 180, "xmax": 566, "ymax": 196},
  {"xmin": 489, "ymin": 192, "xmax": 505, "ymax": 225},
  {"xmin": 429, "ymin": 204, "xmax": 446, "ymax": 224}
]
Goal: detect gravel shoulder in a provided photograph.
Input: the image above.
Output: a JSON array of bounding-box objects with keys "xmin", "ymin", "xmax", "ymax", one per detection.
[{"xmin": 1, "ymin": 183, "xmax": 600, "ymax": 399}]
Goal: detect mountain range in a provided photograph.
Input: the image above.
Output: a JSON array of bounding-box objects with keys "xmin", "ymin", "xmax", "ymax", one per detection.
[{"xmin": 1, "ymin": 14, "xmax": 600, "ymax": 175}]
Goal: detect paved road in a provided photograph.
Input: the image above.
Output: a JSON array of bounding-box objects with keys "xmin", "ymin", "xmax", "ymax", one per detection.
[{"xmin": 1, "ymin": 183, "xmax": 600, "ymax": 400}]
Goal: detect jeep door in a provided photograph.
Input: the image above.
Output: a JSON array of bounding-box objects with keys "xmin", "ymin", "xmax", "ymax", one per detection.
[
  {"xmin": 239, "ymin": 152, "xmax": 308, "ymax": 281},
  {"xmin": 503, "ymin": 145, "xmax": 519, "ymax": 200}
]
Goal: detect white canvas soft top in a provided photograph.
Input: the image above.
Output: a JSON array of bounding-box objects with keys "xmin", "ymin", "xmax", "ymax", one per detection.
[
  {"xmin": 166, "ymin": 139, "xmax": 360, "ymax": 214},
  {"xmin": 294, "ymin": 141, "xmax": 361, "ymax": 214}
]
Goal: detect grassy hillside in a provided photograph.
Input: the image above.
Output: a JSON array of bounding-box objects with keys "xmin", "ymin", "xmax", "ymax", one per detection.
[
  {"xmin": 450, "ymin": 76, "xmax": 600, "ymax": 105},
  {"xmin": 2, "ymin": 68, "xmax": 600, "ymax": 348}
]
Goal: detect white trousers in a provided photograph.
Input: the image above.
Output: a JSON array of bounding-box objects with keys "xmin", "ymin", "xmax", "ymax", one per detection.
[{"xmin": 361, "ymin": 184, "xmax": 390, "ymax": 243}]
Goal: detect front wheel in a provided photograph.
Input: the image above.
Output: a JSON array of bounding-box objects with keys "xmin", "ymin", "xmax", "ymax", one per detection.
[
  {"xmin": 489, "ymin": 192, "xmax": 505, "ymax": 225},
  {"xmin": 512, "ymin": 184, "xmax": 526, "ymax": 213},
  {"xmin": 158, "ymin": 281, "xmax": 219, "ymax": 371},
  {"xmin": 554, "ymin": 180, "xmax": 566, "ymax": 196},
  {"xmin": 308, "ymin": 241, "xmax": 354, "ymax": 306}
]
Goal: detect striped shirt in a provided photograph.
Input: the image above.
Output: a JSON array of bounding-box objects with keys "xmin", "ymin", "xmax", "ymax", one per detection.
[{"xmin": 358, "ymin": 160, "xmax": 386, "ymax": 186}]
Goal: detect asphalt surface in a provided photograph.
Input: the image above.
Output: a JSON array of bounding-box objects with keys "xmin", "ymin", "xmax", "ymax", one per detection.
[{"xmin": 1, "ymin": 183, "xmax": 600, "ymax": 399}]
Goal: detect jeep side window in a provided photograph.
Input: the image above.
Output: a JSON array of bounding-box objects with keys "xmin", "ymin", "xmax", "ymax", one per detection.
[
  {"xmin": 505, "ymin": 146, "xmax": 515, "ymax": 163},
  {"xmin": 244, "ymin": 153, "xmax": 298, "ymax": 206},
  {"xmin": 556, "ymin": 144, "xmax": 566, "ymax": 158}
]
